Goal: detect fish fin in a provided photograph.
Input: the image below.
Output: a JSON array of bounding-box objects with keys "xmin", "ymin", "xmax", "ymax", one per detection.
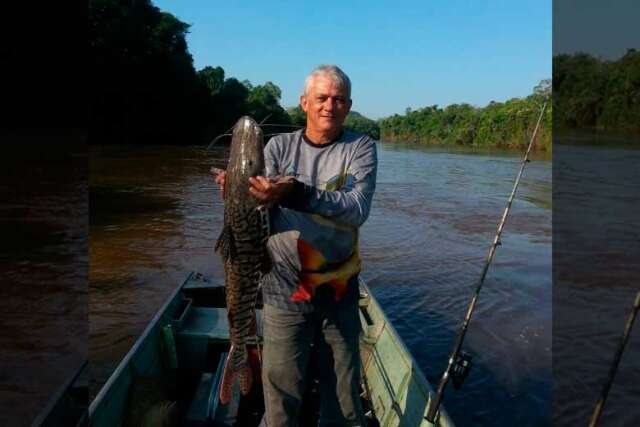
[
  {"xmin": 239, "ymin": 314, "xmax": 262, "ymax": 395},
  {"xmin": 290, "ymin": 282, "xmax": 314, "ymax": 302},
  {"xmin": 220, "ymin": 342, "xmax": 259, "ymax": 403},
  {"xmin": 289, "ymin": 239, "xmax": 326, "ymax": 302},
  {"xmin": 219, "ymin": 346, "xmax": 236, "ymax": 405},
  {"xmin": 291, "ymin": 276, "xmax": 350, "ymax": 302},
  {"xmin": 219, "ymin": 344, "xmax": 256, "ymax": 402},
  {"xmin": 292, "ymin": 249, "xmax": 361, "ymax": 302},
  {"xmin": 298, "ymin": 239, "xmax": 327, "ymax": 271},
  {"xmin": 239, "ymin": 362, "xmax": 253, "ymax": 396},
  {"xmin": 328, "ymin": 277, "xmax": 349, "ymax": 302},
  {"xmin": 220, "ymin": 344, "xmax": 247, "ymax": 404},
  {"xmin": 215, "ymin": 225, "xmax": 236, "ymax": 261},
  {"xmin": 241, "ymin": 345, "xmax": 261, "ymax": 395}
]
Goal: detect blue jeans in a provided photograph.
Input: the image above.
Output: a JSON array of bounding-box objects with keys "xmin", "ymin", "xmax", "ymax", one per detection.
[{"xmin": 261, "ymin": 302, "xmax": 365, "ymax": 427}]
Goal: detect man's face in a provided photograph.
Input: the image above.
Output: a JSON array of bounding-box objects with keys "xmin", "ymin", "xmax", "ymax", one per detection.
[{"xmin": 300, "ymin": 75, "xmax": 352, "ymax": 136}]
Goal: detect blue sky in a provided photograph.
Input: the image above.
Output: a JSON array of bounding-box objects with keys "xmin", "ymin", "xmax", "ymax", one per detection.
[
  {"xmin": 154, "ymin": 0, "xmax": 551, "ymax": 119},
  {"xmin": 554, "ymin": 0, "xmax": 640, "ymax": 59}
]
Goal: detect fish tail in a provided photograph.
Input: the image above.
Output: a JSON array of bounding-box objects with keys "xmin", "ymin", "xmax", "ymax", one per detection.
[
  {"xmin": 240, "ymin": 314, "xmax": 262, "ymax": 395},
  {"xmin": 220, "ymin": 343, "xmax": 261, "ymax": 404},
  {"xmin": 220, "ymin": 344, "xmax": 245, "ymax": 404},
  {"xmin": 240, "ymin": 345, "xmax": 261, "ymax": 395}
]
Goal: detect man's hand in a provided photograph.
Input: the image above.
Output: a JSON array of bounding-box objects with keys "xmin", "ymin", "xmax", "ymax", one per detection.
[
  {"xmin": 211, "ymin": 167, "xmax": 226, "ymax": 198},
  {"xmin": 248, "ymin": 176, "xmax": 295, "ymax": 206}
]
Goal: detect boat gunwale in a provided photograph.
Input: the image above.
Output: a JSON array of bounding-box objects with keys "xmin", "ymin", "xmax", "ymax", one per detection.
[
  {"xmin": 30, "ymin": 360, "xmax": 89, "ymax": 427},
  {"xmin": 359, "ymin": 278, "xmax": 454, "ymax": 426},
  {"xmin": 88, "ymin": 271, "xmax": 196, "ymax": 416}
]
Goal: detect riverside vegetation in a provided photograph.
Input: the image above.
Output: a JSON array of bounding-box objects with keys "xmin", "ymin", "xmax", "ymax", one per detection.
[
  {"xmin": 553, "ymin": 49, "xmax": 640, "ymax": 135},
  {"xmin": 91, "ymin": 0, "xmax": 553, "ymax": 149}
]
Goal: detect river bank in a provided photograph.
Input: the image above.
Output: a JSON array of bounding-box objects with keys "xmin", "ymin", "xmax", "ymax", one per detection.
[
  {"xmin": 555, "ymin": 128, "xmax": 640, "ymax": 145},
  {"xmin": 379, "ymin": 135, "xmax": 551, "ymax": 151}
]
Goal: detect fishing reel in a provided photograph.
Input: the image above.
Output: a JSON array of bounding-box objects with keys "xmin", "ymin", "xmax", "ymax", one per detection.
[{"xmin": 451, "ymin": 350, "xmax": 473, "ymax": 390}]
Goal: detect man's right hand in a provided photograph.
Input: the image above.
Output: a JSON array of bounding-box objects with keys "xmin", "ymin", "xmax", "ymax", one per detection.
[{"xmin": 211, "ymin": 167, "xmax": 226, "ymax": 198}]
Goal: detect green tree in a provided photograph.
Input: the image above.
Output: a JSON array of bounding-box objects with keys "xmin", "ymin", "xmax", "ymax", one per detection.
[
  {"xmin": 344, "ymin": 112, "xmax": 380, "ymax": 140},
  {"xmin": 378, "ymin": 82, "xmax": 552, "ymax": 150},
  {"xmin": 600, "ymin": 49, "xmax": 640, "ymax": 131},
  {"xmin": 553, "ymin": 50, "xmax": 640, "ymax": 133},
  {"xmin": 198, "ymin": 66, "xmax": 225, "ymax": 96},
  {"xmin": 90, "ymin": 0, "xmax": 209, "ymax": 144},
  {"xmin": 247, "ymin": 82, "xmax": 290, "ymax": 124},
  {"xmin": 287, "ymin": 106, "xmax": 306, "ymax": 126}
]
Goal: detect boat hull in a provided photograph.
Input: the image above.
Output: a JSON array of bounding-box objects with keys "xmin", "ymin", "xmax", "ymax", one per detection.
[{"xmin": 81, "ymin": 272, "xmax": 455, "ymax": 426}]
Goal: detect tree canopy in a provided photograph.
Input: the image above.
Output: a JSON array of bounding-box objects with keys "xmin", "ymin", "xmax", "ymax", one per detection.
[
  {"xmin": 90, "ymin": 0, "xmax": 554, "ymax": 148},
  {"xmin": 90, "ymin": 0, "xmax": 295, "ymax": 144},
  {"xmin": 378, "ymin": 84, "xmax": 552, "ymax": 150},
  {"xmin": 554, "ymin": 50, "xmax": 640, "ymax": 133}
]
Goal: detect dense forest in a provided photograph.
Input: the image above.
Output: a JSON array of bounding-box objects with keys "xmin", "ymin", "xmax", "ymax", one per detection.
[
  {"xmin": 553, "ymin": 50, "xmax": 640, "ymax": 133},
  {"xmin": 90, "ymin": 0, "xmax": 554, "ymax": 148},
  {"xmin": 90, "ymin": 0, "xmax": 288, "ymax": 144},
  {"xmin": 378, "ymin": 82, "xmax": 552, "ymax": 150},
  {"xmin": 89, "ymin": 0, "xmax": 379, "ymax": 144}
]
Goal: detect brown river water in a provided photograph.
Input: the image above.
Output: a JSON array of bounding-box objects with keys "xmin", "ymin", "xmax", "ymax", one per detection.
[
  {"xmin": 553, "ymin": 133, "xmax": 640, "ymax": 427},
  {"xmin": 7, "ymin": 134, "xmax": 637, "ymax": 426},
  {"xmin": 87, "ymin": 142, "xmax": 551, "ymax": 427},
  {"xmin": 0, "ymin": 131, "xmax": 88, "ymax": 427},
  {"xmin": 0, "ymin": 132, "xmax": 640, "ymax": 427}
]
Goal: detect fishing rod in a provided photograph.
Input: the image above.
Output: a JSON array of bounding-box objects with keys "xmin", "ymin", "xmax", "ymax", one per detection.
[
  {"xmin": 425, "ymin": 99, "xmax": 548, "ymax": 425},
  {"xmin": 588, "ymin": 290, "xmax": 640, "ymax": 427}
]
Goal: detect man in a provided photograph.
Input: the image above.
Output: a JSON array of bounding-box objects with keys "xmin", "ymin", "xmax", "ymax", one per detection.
[{"xmin": 216, "ymin": 65, "xmax": 377, "ymax": 426}]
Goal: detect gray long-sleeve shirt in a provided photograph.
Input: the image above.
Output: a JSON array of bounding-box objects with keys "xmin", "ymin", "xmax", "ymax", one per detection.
[{"xmin": 262, "ymin": 129, "xmax": 377, "ymax": 312}]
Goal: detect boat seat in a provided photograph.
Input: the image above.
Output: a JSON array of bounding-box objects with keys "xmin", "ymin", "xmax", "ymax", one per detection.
[
  {"xmin": 183, "ymin": 272, "xmax": 221, "ymax": 292},
  {"xmin": 178, "ymin": 307, "xmax": 231, "ymax": 342},
  {"xmin": 176, "ymin": 307, "xmax": 263, "ymax": 342},
  {"xmin": 174, "ymin": 307, "xmax": 262, "ymax": 371}
]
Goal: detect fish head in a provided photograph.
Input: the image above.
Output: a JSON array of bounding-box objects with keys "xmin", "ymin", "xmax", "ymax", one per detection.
[{"xmin": 228, "ymin": 116, "xmax": 265, "ymax": 181}]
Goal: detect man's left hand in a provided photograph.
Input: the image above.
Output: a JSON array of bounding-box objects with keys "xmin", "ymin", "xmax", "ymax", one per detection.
[{"xmin": 248, "ymin": 176, "xmax": 295, "ymax": 206}]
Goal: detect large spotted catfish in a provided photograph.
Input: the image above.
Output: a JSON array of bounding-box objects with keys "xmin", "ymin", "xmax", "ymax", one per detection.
[{"xmin": 215, "ymin": 116, "xmax": 270, "ymax": 404}]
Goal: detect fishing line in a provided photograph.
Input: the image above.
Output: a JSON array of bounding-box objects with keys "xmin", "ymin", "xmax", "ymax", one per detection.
[
  {"xmin": 208, "ymin": 123, "xmax": 303, "ymax": 177},
  {"xmin": 259, "ymin": 114, "xmax": 272, "ymax": 125},
  {"xmin": 206, "ymin": 123, "xmax": 236, "ymax": 152},
  {"xmin": 206, "ymin": 122, "xmax": 303, "ymax": 152},
  {"xmin": 425, "ymin": 99, "xmax": 548, "ymax": 424},
  {"xmin": 588, "ymin": 289, "xmax": 640, "ymax": 427}
]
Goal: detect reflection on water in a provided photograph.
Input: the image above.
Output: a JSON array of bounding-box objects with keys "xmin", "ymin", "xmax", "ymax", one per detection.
[
  {"xmin": 553, "ymin": 135, "xmax": 640, "ymax": 427},
  {"xmin": 88, "ymin": 142, "xmax": 551, "ymax": 426}
]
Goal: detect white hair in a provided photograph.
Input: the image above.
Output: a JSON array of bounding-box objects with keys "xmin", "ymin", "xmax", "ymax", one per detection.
[{"xmin": 303, "ymin": 64, "xmax": 351, "ymax": 98}]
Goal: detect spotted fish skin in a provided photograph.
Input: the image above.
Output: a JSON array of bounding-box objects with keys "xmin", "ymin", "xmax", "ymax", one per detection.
[{"xmin": 215, "ymin": 116, "xmax": 270, "ymax": 404}]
